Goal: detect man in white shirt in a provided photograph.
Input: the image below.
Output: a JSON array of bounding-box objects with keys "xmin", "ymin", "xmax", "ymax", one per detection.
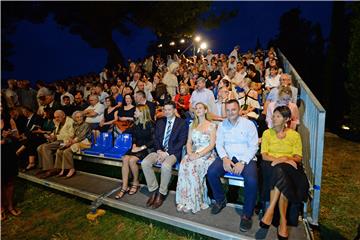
[
  {"xmin": 228, "ymin": 56, "xmax": 237, "ymax": 71},
  {"xmin": 129, "ymin": 72, "xmax": 141, "ymax": 92},
  {"xmin": 207, "ymin": 99, "xmax": 258, "ymax": 232},
  {"xmin": 189, "ymin": 77, "xmax": 216, "ymax": 115},
  {"xmin": 232, "ymin": 62, "xmax": 247, "ymax": 87},
  {"xmin": 83, "ymin": 95, "xmax": 105, "ymax": 129},
  {"xmin": 95, "ymin": 84, "xmax": 109, "ymax": 104},
  {"xmin": 57, "ymin": 83, "xmax": 74, "ymax": 106},
  {"xmin": 137, "ymin": 80, "xmax": 153, "ymax": 102}
]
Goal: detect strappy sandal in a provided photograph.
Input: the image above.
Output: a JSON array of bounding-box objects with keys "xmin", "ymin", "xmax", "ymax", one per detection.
[
  {"xmin": 128, "ymin": 185, "xmax": 140, "ymax": 195},
  {"xmin": 115, "ymin": 188, "xmax": 129, "ymax": 199},
  {"xmin": 8, "ymin": 208, "xmax": 21, "ymax": 217}
]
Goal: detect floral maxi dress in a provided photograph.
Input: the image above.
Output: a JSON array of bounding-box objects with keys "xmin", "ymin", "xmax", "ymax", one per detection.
[{"xmin": 175, "ymin": 124, "xmax": 217, "ymax": 213}]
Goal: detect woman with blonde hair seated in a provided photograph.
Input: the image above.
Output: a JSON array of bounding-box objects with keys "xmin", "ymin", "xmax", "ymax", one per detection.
[
  {"xmin": 115, "ymin": 104, "xmax": 154, "ymax": 199},
  {"xmin": 176, "ymin": 102, "xmax": 217, "ymax": 213}
]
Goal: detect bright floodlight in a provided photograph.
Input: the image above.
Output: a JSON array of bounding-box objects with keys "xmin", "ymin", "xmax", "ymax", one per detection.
[
  {"xmin": 194, "ymin": 36, "xmax": 201, "ymax": 42},
  {"xmin": 180, "ymin": 39, "xmax": 185, "ymax": 44},
  {"xmin": 200, "ymin": 42, "xmax": 207, "ymax": 49},
  {"xmin": 158, "ymin": 44, "xmax": 163, "ymax": 48},
  {"xmin": 177, "ymin": 49, "xmax": 181, "ymax": 52},
  {"xmin": 169, "ymin": 41, "xmax": 175, "ymax": 46}
]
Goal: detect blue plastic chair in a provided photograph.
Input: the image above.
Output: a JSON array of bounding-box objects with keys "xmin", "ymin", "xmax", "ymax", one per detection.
[
  {"xmin": 104, "ymin": 133, "xmax": 132, "ymax": 159},
  {"xmin": 83, "ymin": 132, "xmax": 113, "ymax": 155}
]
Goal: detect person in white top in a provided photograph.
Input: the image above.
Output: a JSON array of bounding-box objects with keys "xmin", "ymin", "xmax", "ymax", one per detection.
[
  {"xmin": 162, "ymin": 62, "xmax": 179, "ymax": 98},
  {"xmin": 137, "ymin": 80, "xmax": 153, "ymax": 102},
  {"xmin": 57, "ymin": 83, "xmax": 74, "ymax": 106},
  {"xmin": 95, "ymin": 84, "xmax": 109, "ymax": 104},
  {"xmin": 229, "ymin": 45, "xmax": 240, "ymax": 63},
  {"xmin": 83, "ymin": 95, "xmax": 105, "ymax": 130},
  {"xmin": 232, "ymin": 62, "xmax": 247, "ymax": 88},
  {"xmin": 189, "ymin": 77, "xmax": 216, "ymax": 115},
  {"xmin": 129, "ymin": 72, "xmax": 141, "ymax": 92},
  {"xmin": 205, "ymin": 49, "xmax": 215, "ymax": 65},
  {"xmin": 265, "ymin": 66, "xmax": 281, "ymax": 92},
  {"xmin": 228, "ymin": 56, "xmax": 237, "ymax": 71}
]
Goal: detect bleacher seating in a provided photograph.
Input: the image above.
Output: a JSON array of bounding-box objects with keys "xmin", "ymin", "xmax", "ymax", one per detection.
[
  {"xmin": 103, "ymin": 133, "xmax": 132, "ymax": 159},
  {"xmin": 82, "ymin": 132, "xmax": 113, "ymax": 156}
]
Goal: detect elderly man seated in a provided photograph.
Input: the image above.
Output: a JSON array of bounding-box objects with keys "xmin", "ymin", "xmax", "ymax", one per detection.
[
  {"xmin": 83, "ymin": 94, "xmax": 105, "ymax": 130},
  {"xmin": 36, "ymin": 110, "xmax": 74, "ymax": 178}
]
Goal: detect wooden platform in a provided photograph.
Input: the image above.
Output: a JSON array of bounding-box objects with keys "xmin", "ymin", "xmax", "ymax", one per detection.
[{"xmin": 19, "ymin": 170, "xmax": 312, "ymax": 240}]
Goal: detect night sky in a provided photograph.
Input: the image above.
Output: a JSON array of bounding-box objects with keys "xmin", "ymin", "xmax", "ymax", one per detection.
[{"xmin": 2, "ymin": 1, "xmax": 333, "ymax": 85}]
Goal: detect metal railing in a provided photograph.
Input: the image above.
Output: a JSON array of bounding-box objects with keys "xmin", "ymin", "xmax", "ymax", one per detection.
[{"xmin": 278, "ymin": 49, "xmax": 326, "ymax": 226}]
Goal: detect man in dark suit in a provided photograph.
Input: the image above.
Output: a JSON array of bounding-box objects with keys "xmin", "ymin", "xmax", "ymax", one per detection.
[
  {"xmin": 22, "ymin": 106, "xmax": 44, "ymax": 136},
  {"xmin": 135, "ymin": 90, "xmax": 156, "ymax": 120},
  {"xmin": 141, "ymin": 101, "xmax": 188, "ymax": 209},
  {"xmin": 16, "ymin": 106, "xmax": 44, "ymax": 170}
]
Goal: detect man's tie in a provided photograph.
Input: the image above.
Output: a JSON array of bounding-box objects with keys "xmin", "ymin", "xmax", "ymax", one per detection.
[{"xmin": 163, "ymin": 120, "xmax": 172, "ymax": 152}]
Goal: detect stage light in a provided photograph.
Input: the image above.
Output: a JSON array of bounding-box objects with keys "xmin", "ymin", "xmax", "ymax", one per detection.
[
  {"xmin": 200, "ymin": 42, "xmax": 208, "ymax": 50},
  {"xmin": 158, "ymin": 44, "xmax": 163, "ymax": 48},
  {"xmin": 194, "ymin": 36, "xmax": 201, "ymax": 42},
  {"xmin": 180, "ymin": 39, "xmax": 185, "ymax": 44},
  {"xmin": 169, "ymin": 41, "xmax": 175, "ymax": 46},
  {"xmin": 341, "ymin": 124, "xmax": 350, "ymax": 130},
  {"xmin": 177, "ymin": 49, "xmax": 180, "ymax": 52}
]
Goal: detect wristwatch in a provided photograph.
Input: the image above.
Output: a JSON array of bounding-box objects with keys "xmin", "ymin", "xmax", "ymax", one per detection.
[{"xmin": 238, "ymin": 160, "xmax": 247, "ymax": 165}]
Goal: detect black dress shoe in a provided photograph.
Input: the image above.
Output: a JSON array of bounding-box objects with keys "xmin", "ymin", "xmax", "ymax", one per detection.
[
  {"xmin": 211, "ymin": 199, "xmax": 227, "ymax": 214},
  {"xmin": 146, "ymin": 192, "xmax": 157, "ymax": 208},
  {"xmin": 239, "ymin": 216, "xmax": 252, "ymax": 232},
  {"xmin": 152, "ymin": 192, "xmax": 166, "ymax": 209}
]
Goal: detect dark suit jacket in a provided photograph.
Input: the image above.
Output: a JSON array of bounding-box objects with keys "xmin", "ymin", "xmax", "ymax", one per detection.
[
  {"xmin": 154, "ymin": 117, "xmax": 188, "ymax": 161},
  {"xmin": 24, "ymin": 114, "xmax": 44, "ymax": 136}
]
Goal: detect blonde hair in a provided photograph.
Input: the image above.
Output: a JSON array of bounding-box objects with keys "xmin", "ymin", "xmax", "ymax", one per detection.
[
  {"xmin": 278, "ymin": 86, "xmax": 292, "ymax": 98},
  {"xmin": 135, "ymin": 104, "xmax": 152, "ymax": 129},
  {"xmin": 179, "ymin": 83, "xmax": 189, "ymax": 95},
  {"xmin": 191, "ymin": 102, "xmax": 212, "ymax": 129}
]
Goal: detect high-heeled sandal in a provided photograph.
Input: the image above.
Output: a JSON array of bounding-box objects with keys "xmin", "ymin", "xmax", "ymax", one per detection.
[
  {"xmin": 128, "ymin": 185, "xmax": 140, "ymax": 195},
  {"xmin": 259, "ymin": 220, "xmax": 270, "ymax": 229},
  {"xmin": 277, "ymin": 228, "xmax": 289, "ymax": 240},
  {"xmin": 115, "ymin": 188, "xmax": 129, "ymax": 199}
]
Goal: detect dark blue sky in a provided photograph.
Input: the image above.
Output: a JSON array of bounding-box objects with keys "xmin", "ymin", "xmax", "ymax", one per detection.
[{"xmin": 2, "ymin": 1, "xmax": 333, "ymax": 84}]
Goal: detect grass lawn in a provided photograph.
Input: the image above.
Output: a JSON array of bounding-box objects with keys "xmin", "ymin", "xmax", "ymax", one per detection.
[
  {"xmin": 1, "ymin": 132, "xmax": 359, "ymax": 240},
  {"xmin": 1, "ymin": 180, "xmax": 213, "ymax": 240},
  {"xmin": 315, "ymin": 132, "xmax": 360, "ymax": 240}
]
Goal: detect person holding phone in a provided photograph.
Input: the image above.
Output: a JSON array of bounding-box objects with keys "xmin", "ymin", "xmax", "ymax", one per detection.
[{"xmin": 207, "ymin": 99, "xmax": 259, "ymax": 232}]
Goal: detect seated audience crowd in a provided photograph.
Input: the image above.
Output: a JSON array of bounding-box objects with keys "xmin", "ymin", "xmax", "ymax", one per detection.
[{"xmin": 1, "ymin": 47, "xmax": 309, "ymax": 239}]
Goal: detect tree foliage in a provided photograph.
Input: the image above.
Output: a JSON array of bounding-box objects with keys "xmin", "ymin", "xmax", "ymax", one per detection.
[
  {"xmin": 346, "ymin": 3, "xmax": 360, "ymax": 130},
  {"xmin": 2, "ymin": 2, "xmax": 237, "ymax": 69},
  {"xmin": 273, "ymin": 8, "xmax": 325, "ymax": 98}
]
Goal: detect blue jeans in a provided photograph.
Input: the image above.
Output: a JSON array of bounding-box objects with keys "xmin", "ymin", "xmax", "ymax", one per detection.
[{"xmin": 207, "ymin": 157, "xmax": 258, "ymax": 218}]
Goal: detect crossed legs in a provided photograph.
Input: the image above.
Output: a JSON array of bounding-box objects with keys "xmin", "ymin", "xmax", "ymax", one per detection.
[{"xmin": 261, "ymin": 187, "xmax": 289, "ymax": 237}]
